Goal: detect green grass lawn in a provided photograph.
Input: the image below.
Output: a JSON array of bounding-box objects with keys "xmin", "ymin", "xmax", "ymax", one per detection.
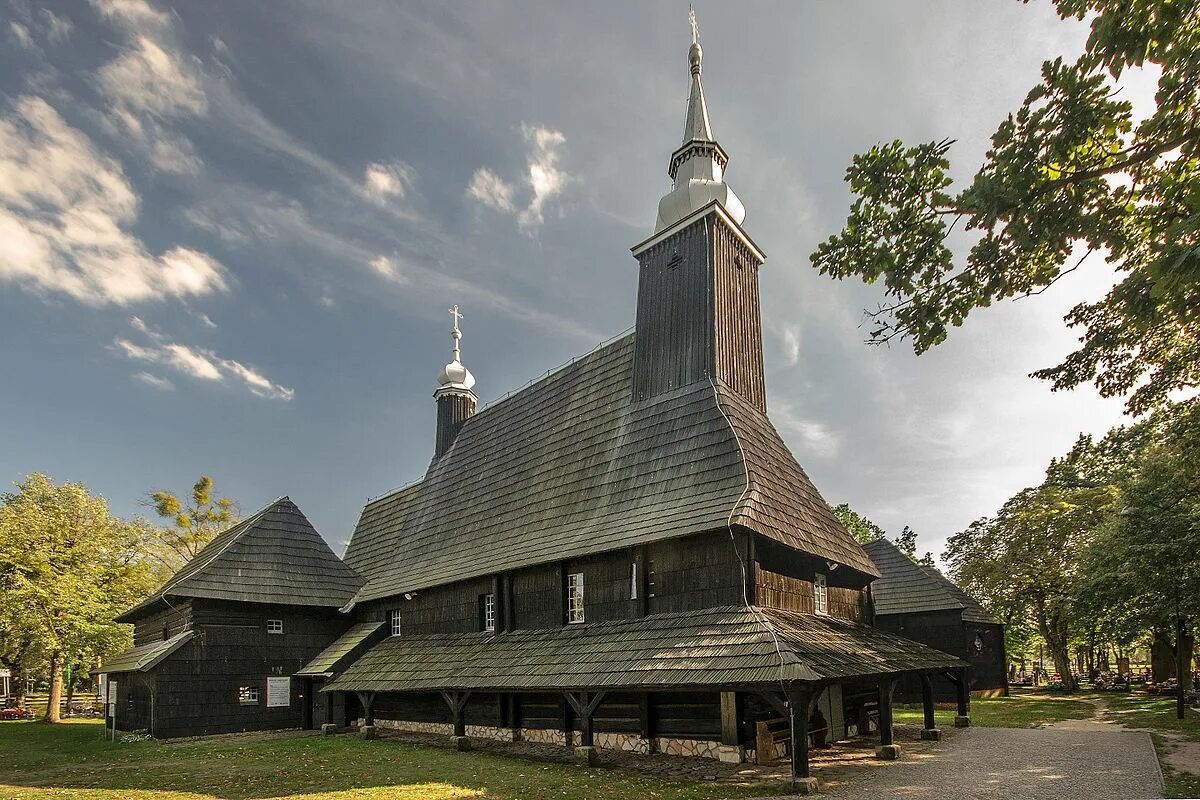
[
  {"xmin": 892, "ymin": 694, "xmax": 1096, "ymax": 729},
  {"xmin": 0, "ymin": 720, "xmax": 779, "ymax": 800}
]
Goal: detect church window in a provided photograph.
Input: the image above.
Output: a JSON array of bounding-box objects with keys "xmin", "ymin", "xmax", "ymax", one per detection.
[
  {"xmin": 630, "ymin": 561, "xmax": 639, "ymax": 600},
  {"xmin": 814, "ymin": 574, "xmax": 828, "ymax": 615},
  {"xmin": 390, "ymin": 609, "xmax": 402, "ymax": 637},
  {"xmin": 267, "ymin": 619, "xmax": 283, "ymax": 634},
  {"xmin": 567, "ymin": 573, "xmax": 585, "ymax": 624},
  {"xmin": 238, "ymin": 686, "xmax": 259, "ymax": 705},
  {"xmin": 482, "ymin": 593, "xmax": 496, "ymax": 632}
]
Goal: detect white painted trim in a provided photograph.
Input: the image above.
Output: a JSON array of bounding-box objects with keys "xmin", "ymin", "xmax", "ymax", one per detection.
[{"xmin": 630, "ymin": 201, "xmax": 766, "ymax": 262}]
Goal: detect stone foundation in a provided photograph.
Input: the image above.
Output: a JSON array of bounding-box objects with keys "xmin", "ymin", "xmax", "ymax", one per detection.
[{"xmin": 368, "ymin": 718, "xmax": 748, "ymax": 763}]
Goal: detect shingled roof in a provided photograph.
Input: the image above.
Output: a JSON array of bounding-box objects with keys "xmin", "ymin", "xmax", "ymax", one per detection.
[
  {"xmin": 296, "ymin": 621, "xmax": 386, "ymax": 678},
  {"xmin": 324, "ymin": 606, "xmax": 963, "ymax": 693},
  {"xmin": 863, "ymin": 538, "xmax": 999, "ymax": 625},
  {"xmin": 343, "ymin": 334, "xmax": 877, "ymax": 604},
  {"xmin": 95, "ymin": 631, "xmax": 194, "ymax": 675},
  {"xmin": 117, "ymin": 497, "xmax": 362, "ymax": 622}
]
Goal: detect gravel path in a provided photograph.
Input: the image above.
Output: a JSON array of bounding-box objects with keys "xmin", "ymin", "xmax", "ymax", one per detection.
[{"xmin": 813, "ymin": 727, "xmax": 1163, "ymax": 800}]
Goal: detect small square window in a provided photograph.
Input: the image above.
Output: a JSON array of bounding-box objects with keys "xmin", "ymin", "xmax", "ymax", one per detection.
[
  {"xmin": 814, "ymin": 574, "xmax": 828, "ymax": 616},
  {"xmin": 267, "ymin": 619, "xmax": 283, "ymax": 634},
  {"xmin": 390, "ymin": 609, "xmax": 402, "ymax": 637},
  {"xmin": 567, "ymin": 573, "xmax": 585, "ymax": 624},
  {"xmin": 482, "ymin": 593, "xmax": 496, "ymax": 632},
  {"xmin": 238, "ymin": 686, "xmax": 259, "ymax": 705}
]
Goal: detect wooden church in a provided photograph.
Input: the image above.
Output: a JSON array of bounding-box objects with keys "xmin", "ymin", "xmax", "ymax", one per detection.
[
  {"xmin": 315, "ymin": 23, "xmax": 967, "ymax": 787},
  {"xmin": 103, "ymin": 17, "xmax": 970, "ymax": 790}
]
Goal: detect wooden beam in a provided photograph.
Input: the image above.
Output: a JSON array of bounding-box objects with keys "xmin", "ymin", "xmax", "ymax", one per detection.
[
  {"xmin": 719, "ymin": 691, "xmax": 741, "ymax": 746},
  {"xmin": 877, "ymin": 678, "xmax": 895, "ymax": 747},
  {"xmin": 784, "ymin": 687, "xmax": 811, "ymax": 782},
  {"xmin": 753, "ymin": 688, "xmax": 788, "ymax": 719},
  {"xmin": 638, "ymin": 693, "xmax": 654, "ymax": 740},
  {"xmin": 921, "ymin": 674, "xmax": 936, "ymax": 731}
]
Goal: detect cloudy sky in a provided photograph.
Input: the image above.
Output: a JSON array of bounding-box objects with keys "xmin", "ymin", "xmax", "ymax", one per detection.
[{"xmin": 1, "ymin": 1, "xmax": 1147, "ymax": 560}]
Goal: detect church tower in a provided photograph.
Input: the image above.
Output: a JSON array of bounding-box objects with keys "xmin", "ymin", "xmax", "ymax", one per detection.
[
  {"xmin": 433, "ymin": 305, "xmax": 476, "ymax": 459},
  {"xmin": 630, "ymin": 11, "xmax": 767, "ymax": 411}
]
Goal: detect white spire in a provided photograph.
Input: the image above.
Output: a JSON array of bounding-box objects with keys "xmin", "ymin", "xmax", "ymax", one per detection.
[
  {"xmin": 653, "ymin": 8, "xmax": 745, "ymax": 233},
  {"xmin": 436, "ymin": 304, "xmax": 475, "ymax": 392}
]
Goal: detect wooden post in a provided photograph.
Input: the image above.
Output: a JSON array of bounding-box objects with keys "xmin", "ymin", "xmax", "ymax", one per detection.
[
  {"xmin": 719, "ymin": 691, "xmax": 741, "ymax": 746},
  {"xmin": 356, "ymin": 691, "xmax": 375, "ymax": 726},
  {"xmin": 324, "ymin": 685, "xmax": 335, "ymax": 726},
  {"xmin": 787, "ymin": 689, "xmax": 811, "ymax": 782},
  {"xmin": 638, "ymin": 693, "xmax": 654, "ymax": 742},
  {"xmin": 440, "ymin": 690, "xmax": 471, "ymax": 737},
  {"xmin": 956, "ymin": 669, "xmax": 969, "ymax": 717},
  {"xmin": 921, "ymin": 674, "xmax": 935, "ymax": 730},
  {"xmin": 563, "ymin": 691, "xmax": 605, "ymax": 749},
  {"xmin": 878, "ymin": 678, "xmax": 895, "ymax": 747},
  {"xmin": 302, "ymin": 678, "xmax": 313, "ymax": 730}
]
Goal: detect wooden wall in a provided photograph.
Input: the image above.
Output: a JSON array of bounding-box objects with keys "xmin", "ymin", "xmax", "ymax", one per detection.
[
  {"xmin": 149, "ymin": 599, "xmax": 347, "ymax": 738},
  {"xmin": 132, "ymin": 601, "xmax": 193, "ymax": 647},
  {"xmin": 755, "ymin": 567, "xmax": 865, "ymax": 622},
  {"xmin": 874, "ymin": 610, "xmax": 1007, "ymax": 701},
  {"xmin": 357, "ymin": 530, "xmax": 749, "ymax": 632}
]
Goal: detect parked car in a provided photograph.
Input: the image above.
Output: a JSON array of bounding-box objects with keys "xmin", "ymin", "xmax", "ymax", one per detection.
[{"xmin": 0, "ymin": 707, "xmax": 36, "ymax": 720}]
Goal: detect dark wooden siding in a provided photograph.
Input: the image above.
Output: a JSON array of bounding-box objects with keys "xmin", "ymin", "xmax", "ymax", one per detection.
[
  {"xmin": 874, "ymin": 610, "xmax": 1007, "ymax": 701},
  {"xmin": 150, "ymin": 599, "xmax": 348, "ymax": 738},
  {"xmin": 632, "ymin": 220, "xmax": 714, "ymax": 402},
  {"xmin": 710, "ymin": 217, "xmax": 766, "ymax": 412},
  {"xmin": 357, "ymin": 530, "xmax": 749, "ymax": 633},
  {"xmin": 112, "ymin": 672, "xmax": 154, "ymax": 732},
  {"xmin": 132, "ymin": 601, "xmax": 192, "ymax": 647},
  {"xmin": 435, "ymin": 392, "xmax": 476, "ymax": 458},
  {"xmin": 632, "ymin": 214, "xmax": 766, "ymax": 410}
]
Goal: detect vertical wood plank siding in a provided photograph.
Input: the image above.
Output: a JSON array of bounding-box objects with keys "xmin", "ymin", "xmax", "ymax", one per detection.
[
  {"xmin": 435, "ymin": 392, "xmax": 476, "ymax": 459},
  {"xmin": 755, "ymin": 566, "xmax": 865, "ymax": 622},
  {"xmin": 633, "ymin": 214, "xmax": 765, "ymax": 410}
]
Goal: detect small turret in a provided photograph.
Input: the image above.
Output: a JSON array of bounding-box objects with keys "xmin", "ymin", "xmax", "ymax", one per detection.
[{"xmin": 434, "ymin": 305, "xmax": 476, "ymax": 459}]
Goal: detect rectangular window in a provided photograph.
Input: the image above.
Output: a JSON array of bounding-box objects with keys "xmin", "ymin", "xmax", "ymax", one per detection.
[
  {"xmin": 238, "ymin": 685, "xmax": 259, "ymax": 705},
  {"xmin": 567, "ymin": 572, "xmax": 585, "ymax": 624},
  {"xmin": 390, "ymin": 608, "xmax": 402, "ymax": 637},
  {"xmin": 814, "ymin": 573, "xmax": 828, "ymax": 616},
  {"xmin": 483, "ymin": 593, "xmax": 496, "ymax": 632},
  {"xmin": 630, "ymin": 561, "xmax": 639, "ymax": 600},
  {"xmin": 266, "ymin": 619, "xmax": 283, "ymax": 634}
]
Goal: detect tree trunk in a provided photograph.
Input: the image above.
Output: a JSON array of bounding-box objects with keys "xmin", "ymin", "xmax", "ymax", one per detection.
[
  {"xmin": 1035, "ymin": 601, "xmax": 1077, "ymax": 691},
  {"xmin": 1181, "ymin": 626, "xmax": 1195, "ymax": 692},
  {"xmin": 45, "ymin": 651, "xmax": 63, "ymax": 723},
  {"xmin": 1152, "ymin": 628, "xmax": 1175, "ymax": 681}
]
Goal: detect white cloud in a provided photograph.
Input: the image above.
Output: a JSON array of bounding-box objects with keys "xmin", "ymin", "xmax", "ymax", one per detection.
[
  {"xmin": 771, "ymin": 400, "xmax": 841, "ymax": 458},
  {"xmin": 8, "ymin": 21, "xmax": 34, "ymax": 49},
  {"xmin": 132, "ymin": 371, "xmax": 174, "ymax": 391},
  {"xmin": 363, "ymin": 161, "xmax": 414, "ymax": 203},
  {"xmin": 780, "ymin": 324, "xmax": 801, "ymax": 366},
  {"xmin": 466, "ymin": 124, "xmax": 570, "ymax": 231},
  {"xmin": 0, "ymin": 96, "xmax": 229, "ymax": 306},
  {"xmin": 369, "ymin": 254, "xmax": 408, "ymax": 283},
  {"xmin": 114, "ymin": 319, "xmax": 295, "ymax": 401},
  {"xmin": 518, "ymin": 124, "xmax": 569, "ymax": 229},
  {"xmin": 92, "ymin": 1, "xmax": 207, "ymax": 174},
  {"xmin": 466, "ymin": 167, "xmax": 516, "ymax": 213}
]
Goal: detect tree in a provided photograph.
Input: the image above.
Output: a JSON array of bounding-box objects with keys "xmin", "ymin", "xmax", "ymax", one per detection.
[
  {"xmin": 1080, "ymin": 401, "xmax": 1200, "ymax": 694},
  {"xmin": 831, "ymin": 503, "xmax": 886, "ymax": 544},
  {"xmin": 812, "ymin": 0, "xmax": 1200, "ymax": 415},
  {"xmin": 0, "ymin": 474, "xmax": 157, "ymax": 721},
  {"xmin": 945, "ymin": 464, "xmax": 1117, "ymax": 691},
  {"xmin": 147, "ymin": 476, "xmax": 238, "ymax": 568}
]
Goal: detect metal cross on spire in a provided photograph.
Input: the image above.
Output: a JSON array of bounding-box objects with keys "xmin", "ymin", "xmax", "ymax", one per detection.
[{"xmin": 449, "ymin": 304, "xmax": 463, "ymax": 360}]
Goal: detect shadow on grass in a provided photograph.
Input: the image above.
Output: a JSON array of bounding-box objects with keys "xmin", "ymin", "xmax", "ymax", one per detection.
[{"xmin": 0, "ymin": 720, "xmax": 777, "ymax": 800}]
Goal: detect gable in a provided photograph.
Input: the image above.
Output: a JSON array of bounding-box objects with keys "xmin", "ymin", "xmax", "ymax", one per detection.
[{"xmin": 864, "ymin": 538, "xmax": 999, "ymax": 625}]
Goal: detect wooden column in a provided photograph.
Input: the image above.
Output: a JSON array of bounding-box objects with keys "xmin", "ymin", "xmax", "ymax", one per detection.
[
  {"xmin": 302, "ymin": 678, "xmax": 313, "ymax": 730},
  {"xmin": 921, "ymin": 674, "xmax": 936, "ymax": 731},
  {"xmin": 564, "ymin": 691, "xmax": 605, "ymax": 748},
  {"xmin": 956, "ymin": 668, "xmax": 971, "ymax": 723},
  {"xmin": 638, "ymin": 693, "xmax": 654, "ymax": 742},
  {"xmin": 784, "ymin": 688, "xmax": 811, "ymax": 782},
  {"xmin": 356, "ymin": 691, "xmax": 376, "ymax": 726},
  {"xmin": 719, "ymin": 691, "xmax": 741, "ymax": 746},
  {"xmin": 877, "ymin": 678, "xmax": 895, "ymax": 747},
  {"xmin": 441, "ymin": 690, "xmax": 472, "ymax": 737}
]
